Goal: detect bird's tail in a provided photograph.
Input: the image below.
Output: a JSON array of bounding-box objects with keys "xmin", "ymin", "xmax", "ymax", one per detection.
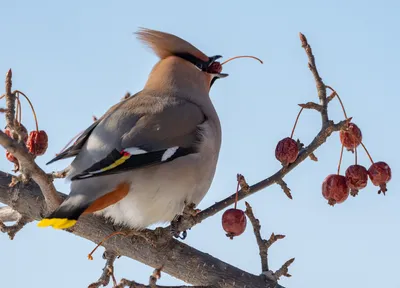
[
  {"xmin": 37, "ymin": 199, "xmax": 88, "ymax": 229},
  {"xmin": 37, "ymin": 182, "xmax": 130, "ymax": 230}
]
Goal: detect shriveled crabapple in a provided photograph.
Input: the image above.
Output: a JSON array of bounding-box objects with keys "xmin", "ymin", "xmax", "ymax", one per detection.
[
  {"xmin": 322, "ymin": 174, "xmax": 350, "ymax": 206},
  {"xmin": 26, "ymin": 130, "xmax": 48, "ymax": 156},
  {"xmin": 340, "ymin": 123, "xmax": 362, "ymax": 152},
  {"xmin": 222, "ymin": 208, "xmax": 247, "ymax": 239},
  {"xmin": 275, "ymin": 137, "xmax": 299, "ymax": 166},
  {"xmin": 345, "ymin": 165, "xmax": 368, "ymax": 197},
  {"xmin": 368, "ymin": 162, "xmax": 391, "ymax": 195}
]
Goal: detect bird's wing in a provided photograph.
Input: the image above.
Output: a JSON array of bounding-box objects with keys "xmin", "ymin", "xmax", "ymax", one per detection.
[{"xmin": 70, "ymin": 97, "xmax": 205, "ymax": 181}]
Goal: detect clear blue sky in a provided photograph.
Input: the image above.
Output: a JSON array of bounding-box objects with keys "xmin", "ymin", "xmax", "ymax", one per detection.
[{"xmin": 0, "ymin": 1, "xmax": 398, "ymax": 287}]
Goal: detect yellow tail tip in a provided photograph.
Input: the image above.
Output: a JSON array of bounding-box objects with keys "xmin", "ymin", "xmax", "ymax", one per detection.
[{"xmin": 37, "ymin": 218, "xmax": 77, "ymax": 230}]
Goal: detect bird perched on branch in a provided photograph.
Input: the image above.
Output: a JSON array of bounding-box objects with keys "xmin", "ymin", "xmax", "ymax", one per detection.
[{"xmin": 38, "ymin": 28, "xmax": 228, "ymax": 230}]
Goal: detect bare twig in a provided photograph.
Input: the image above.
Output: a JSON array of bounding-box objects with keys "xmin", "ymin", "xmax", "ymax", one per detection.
[
  {"xmin": 88, "ymin": 250, "xmax": 118, "ymax": 288},
  {"xmin": 299, "ymin": 33, "xmax": 328, "ymax": 126},
  {"xmin": 273, "ymin": 258, "xmax": 295, "ymax": 280},
  {"xmin": 0, "ymin": 206, "xmax": 20, "ymax": 222},
  {"xmin": 298, "ymin": 102, "xmax": 323, "ymax": 112},
  {"xmin": 327, "ymin": 91, "xmax": 336, "ymax": 103},
  {"xmin": 276, "ymin": 179, "xmax": 292, "ymax": 199},
  {"xmin": 237, "ymin": 174, "xmax": 250, "ymax": 194},
  {"xmin": 149, "ymin": 267, "xmax": 162, "ymax": 287},
  {"xmin": 245, "ymin": 202, "xmax": 286, "ymax": 273},
  {"xmin": 5, "ymin": 69, "xmax": 15, "ymax": 130},
  {"xmin": 48, "ymin": 166, "xmax": 70, "ymax": 180},
  {"xmin": 0, "ymin": 214, "xmax": 31, "ymax": 240},
  {"xmin": 0, "ymin": 107, "xmax": 7, "ymax": 113},
  {"xmin": 309, "ymin": 152, "xmax": 318, "ymax": 161}
]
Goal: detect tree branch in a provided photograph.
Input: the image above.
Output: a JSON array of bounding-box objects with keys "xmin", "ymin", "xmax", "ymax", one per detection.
[
  {"xmin": 0, "ymin": 213, "xmax": 31, "ymax": 240},
  {"xmin": 171, "ymin": 118, "xmax": 348, "ymax": 233},
  {"xmin": 4, "ymin": 69, "xmax": 15, "ymax": 129},
  {"xmin": 244, "ymin": 202, "xmax": 287, "ymax": 274},
  {"xmin": 0, "ymin": 131, "xmax": 61, "ymax": 211},
  {"xmin": 0, "ymin": 206, "xmax": 20, "ymax": 222},
  {"xmin": 88, "ymin": 250, "xmax": 118, "ymax": 288},
  {"xmin": 299, "ymin": 33, "xmax": 328, "ymax": 126},
  {"xmin": 116, "ymin": 267, "xmax": 212, "ymax": 288},
  {"xmin": 0, "ymin": 172, "xmax": 278, "ymax": 288}
]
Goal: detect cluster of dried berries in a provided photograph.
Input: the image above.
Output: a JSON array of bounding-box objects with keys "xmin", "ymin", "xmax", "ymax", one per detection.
[
  {"xmin": 321, "ymin": 88, "xmax": 391, "ymax": 205},
  {"xmin": 221, "ymin": 178, "xmax": 247, "ymax": 239},
  {"xmin": 273, "ymin": 87, "xmax": 392, "ymax": 206},
  {"xmin": 2, "ymin": 90, "xmax": 48, "ymax": 171}
]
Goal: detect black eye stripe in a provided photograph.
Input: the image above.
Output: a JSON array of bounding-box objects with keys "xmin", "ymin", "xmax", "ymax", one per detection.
[{"xmin": 174, "ymin": 53, "xmax": 221, "ymax": 72}]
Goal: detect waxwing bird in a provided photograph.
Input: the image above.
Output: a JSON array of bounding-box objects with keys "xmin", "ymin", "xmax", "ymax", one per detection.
[{"xmin": 38, "ymin": 28, "xmax": 228, "ymax": 230}]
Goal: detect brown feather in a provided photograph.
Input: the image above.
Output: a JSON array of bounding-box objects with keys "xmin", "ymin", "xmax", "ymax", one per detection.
[
  {"xmin": 136, "ymin": 28, "xmax": 209, "ymax": 62},
  {"xmin": 83, "ymin": 182, "xmax": 130, "ymax": 214}
]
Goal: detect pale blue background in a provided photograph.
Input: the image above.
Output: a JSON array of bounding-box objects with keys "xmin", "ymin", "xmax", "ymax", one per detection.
[{"xmin": 0, "ymin": 1, "xmax": 398, "ymax": 287}]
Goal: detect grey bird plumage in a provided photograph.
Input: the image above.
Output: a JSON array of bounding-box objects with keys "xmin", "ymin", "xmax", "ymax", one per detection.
[{"xmin": 38, "ymin": 28, "xmax": 227, "ymax": 230}]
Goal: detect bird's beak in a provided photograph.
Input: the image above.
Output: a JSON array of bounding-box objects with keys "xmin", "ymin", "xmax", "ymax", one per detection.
[
  {"xmin": 207, "ymin": 55, "xmax": 229, "ymax": 78},
  {"xmin": 214, "ymin": 73, "xmax": 229, "ymax": 78}
]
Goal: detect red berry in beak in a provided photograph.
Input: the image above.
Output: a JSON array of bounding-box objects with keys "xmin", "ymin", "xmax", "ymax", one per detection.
[
  {"xmin": 208, "ymin": 62, "xmax": 222, "ymax": 74},
  {"xmin": 368, "ymin": 162, "xmax": 391, "ymax": 195},
  {"xmin": 26, "ymin": 130, "xmax": 48, "ymax": 156},
  {"xmin": 322, "ymin": 174, "xmax": 350, "ymax": 206},
  {"xmin": 222, "ymin": 208, "xmax": 247, "ymax": 239},
  {"xmin": 345, "ymin": 165, "xmax": 368, "ymax": 196},
  {"xmin": 275, "ymin": 137, "xmax": 299, "ymax": 166},
  {"xmin": 339, "ymin": 123, "xmax": 362, "ymax": 153}
]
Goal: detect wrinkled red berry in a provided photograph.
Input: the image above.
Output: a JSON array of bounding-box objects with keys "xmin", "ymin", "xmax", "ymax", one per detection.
[
  {"xmin": 26, "ymin": 130, "xmax": 48, "ymax": 156},
  {"xmin": 275, "ymin": 137, "xmax": 299, "ymax": 166},
  {"xmin": 207, "ymin": 62, "xmax": 222, "ymax": 74},
  {"xmin": 322, "ymin": 174, "xmax": 350, "ymax": 206},
  {"xmin": 340, "ymin": 123, "xmax": 362, "ymax": 152},
  {"xmin": 368, "ymin": 162, "xmax": 391, "ymax": 195},
  {"xmin": 222, "ymin": 208, "xmax": 247, "ymax": 239},
  {"xmin": 345, "ymin": 165, "xmax": 368, "ymax": 196}
]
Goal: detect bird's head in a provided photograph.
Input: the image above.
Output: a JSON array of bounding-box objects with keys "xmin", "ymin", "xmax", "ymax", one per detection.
[{"xmin": 136, "ymin": 28, "xmax": 262, "ymax": 91}]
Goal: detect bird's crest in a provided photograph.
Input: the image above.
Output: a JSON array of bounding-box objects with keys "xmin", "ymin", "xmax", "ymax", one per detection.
[{"xmin": 136, "ymin": 28, "xmax": 209, "ymax": 63}]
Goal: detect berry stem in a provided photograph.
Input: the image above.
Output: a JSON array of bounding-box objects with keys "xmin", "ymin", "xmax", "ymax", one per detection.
[
  {"xmin": 290, "ymin": 107, "xmax": 304, "ymax": 139},
  {"xmin": 326, "ymin": 86, "xmax": 348, "ymax": 120},
  {"xmin": 16, "ymin": 94, "xmax": 22, "ymax": 124},
  {"xmin": 15, "ymin": 95, "xmax": 19, "ymax": 124},
  {"xmin": 234, "ymin": 178, "xmax": 240, "ymax": 210},
  {"xmin": 15, "ymin": 91, "xmax": 39, "ymax": 131},
  {"xmin": 87, "ymin": 231, "xmax": 127, "ymax": 260},
  {"xmin": 355, "ymin": 146, "xmax": 358, "ymax": 165},
  {"xmin": 221, "ymin": 55, "xmax": 263, "ymax": 66},
  {"xmin": 337, "ymin": 143, "xmax": 344, "ymax": 175},
  {"xmin": 360, "ymin": 142, "xmax": 374, "ymax": 164}
]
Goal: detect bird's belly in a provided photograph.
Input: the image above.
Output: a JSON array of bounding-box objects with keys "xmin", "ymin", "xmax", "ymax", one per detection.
[{"xmin": 95, "ymin": 154, "xmax": 216, "ymax": 229}]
